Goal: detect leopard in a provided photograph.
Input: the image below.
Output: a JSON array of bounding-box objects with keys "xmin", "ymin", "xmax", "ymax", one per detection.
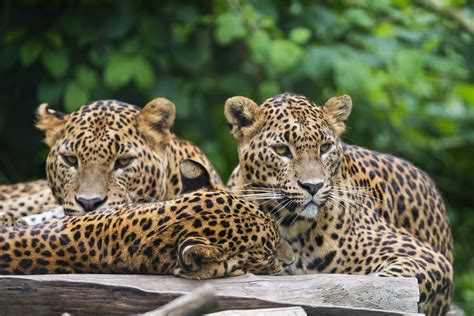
[
  {"xmin": 0, "ymin": 180, "xmax": 56, "ymax": 226},
  {"xmin": 0, "ymin": 159, "xmax": 294, "ymax": 279},
  {"xmin": 0, "ymin": 97, "xmax": 222, "ymax": 226},
  {"xmin": 225, "ymin": 93, "xmax": 453, "ymax": 315}
]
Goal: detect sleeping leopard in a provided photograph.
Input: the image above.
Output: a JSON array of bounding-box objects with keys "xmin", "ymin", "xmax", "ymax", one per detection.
[{"xmin": 0, "ymin": 159, "xmax": 294, "ymax": 279}]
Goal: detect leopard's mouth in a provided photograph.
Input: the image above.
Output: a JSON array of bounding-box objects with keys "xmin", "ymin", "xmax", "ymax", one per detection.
[
  {"xmin": 297, "ymin": 187, "xmax": 332, "ymax": 218},
  {"xmin": 63, "ymin": 208, "xmax": 86, "ymax": 216},
  {"xmin": 281, "ymin": 196, "xmax": 330, "ymax": 221}
]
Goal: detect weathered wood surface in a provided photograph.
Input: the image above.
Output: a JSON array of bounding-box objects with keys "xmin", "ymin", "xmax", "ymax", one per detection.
[
  {"xmin": 207, "ymin": 306, "xmax": 308, "ymax": 316},
  {"xmin": 0, "ymin": 274, "xmax": 421, "ymax": 315},
  {"xmin": 143, "ymin": 283, "xmax": 217, "ymax": 316},
  {"xmin": 446, "ymin": 305, "xmax": 465, "ymax": 316}
]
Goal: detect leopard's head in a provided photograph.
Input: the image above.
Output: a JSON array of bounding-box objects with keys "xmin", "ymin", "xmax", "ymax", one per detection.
[
  {"xmin": 225, "ymin": 93, "xmax": 352, "ymax": 223},
  {"xmin": 37, "ymin": 98, "xmax": 176, "ymax": 215},
  {"xmin": 173, "ymin": 159, "xmax": 294, "ymax": 279}
]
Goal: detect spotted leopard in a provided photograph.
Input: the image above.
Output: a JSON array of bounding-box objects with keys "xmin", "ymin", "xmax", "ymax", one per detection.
[
  {"xmin": 0, "ymin": 159, "xmax": 294, "ymax": 279},
  {"xmin": 0, "ymin": 180, "xmax": 56, "ymax": 226},
  {"xmin": 1, "ymin": 98, "xmax": 222, "ymax": 225},
  {"xmin": 225, "ymin": 93, "xmax": 453, "ymax": 315}
]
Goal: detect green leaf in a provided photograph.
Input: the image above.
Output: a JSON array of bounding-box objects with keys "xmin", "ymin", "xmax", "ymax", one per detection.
[
  {"xmin": 20, "ymin": 40, "xmax": 42, "ymax": 66},
  {"xmin": 44, "ymin": 30, "xmax": 63, "ymax": 47},
  {"xmin": 304, "ymin": 46, "xmax": 338, "ymax": 78},
  {"xmin": 64, "ymin": 82, "xmax": 88, "ymax": 112},
  {"xmin": 89, "ymin": 45, "xmax": 112, "ymax": 67},
  {"xmin": 393, "ymin": 49, "xmax": 424, "ymax": 82},
  {"xmin": 75, "ymin": 65, "xmax": 98, "ymax": 91},
  {"xmin": 374, "ymin": 21, "xmax": 394, "ymax": 38},
  {"xmin": 122, "ymin": 38, "xmax": 140, "ymax": 54},
  {"xmin": 132, "ymin": 57, "xmax": 155, "ymax": 90},
  {"xmin": 248, "ymin": 30, "xmax": 271, "ymax": 63},
  {"xmin": 289, "ymin": 2, "xmax": 303, "ymax": 15},
  {"xmin": 269, "ymin": 39, "xmax": 303, "ymax": 72},
  {"xmin": 391, "ymin": 0, "xmax": 409, "ymax": 9},
  {"xmin": 334, "ymin": 59, "xmax": 371, "ymax": 92},
  {"xmin": 394, "ymin": 27, "xmax": 423, "ymax": 44},
  {"xmin": 344, "ymin": 8, "xmax": 374, "ymax": 29},
  {"xmin": 304, "ymin": 4, "xmax": 343, "ymax": 40},
  {"xmin": 215, "ymin": 12, "xmax": 247, "ymax": 44},
  {"xmin": 289, "ymin": 27, "xmax": 312, "ymax": 44},
  {"xmin": 172, "ymin": 23, "xmax": 193, "ymax": 43},
  {"xmin": 103, "ymin": 52, "xmax": 133, "ymax": 90},
  {"xmin": 41, "ymin": 48, "xmax": 69, "ymax": 79},
  {"xmin": 104, "ymin": 52, "xmax": 156, "ymax": 91},
  {"xmin": 456, "ymin": 83, "xmax": 474, "ymax": 105},
  {"xmin": 259, "ymin": 81, "xmax": 280, "ymax": 99}
]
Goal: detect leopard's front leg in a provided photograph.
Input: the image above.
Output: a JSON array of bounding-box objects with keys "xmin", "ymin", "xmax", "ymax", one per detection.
[{"xmin": 376, "ymin": 249, "xmax": 452, "ymax": 315}]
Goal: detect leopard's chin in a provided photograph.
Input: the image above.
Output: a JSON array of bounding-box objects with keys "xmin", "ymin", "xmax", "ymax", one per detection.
[{"xmin": 299, "ymin": 202, "xmax": 319, "ymax": 219}]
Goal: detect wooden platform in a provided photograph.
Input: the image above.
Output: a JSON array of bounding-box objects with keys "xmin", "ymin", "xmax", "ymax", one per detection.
[{"xmin": 0, "ymin": 273, "xmax": 423, "ymax": 315}]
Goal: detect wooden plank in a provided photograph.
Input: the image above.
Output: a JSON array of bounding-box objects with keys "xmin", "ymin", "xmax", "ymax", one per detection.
[
  {"xmin": 0, "ymin": 274, "xmax": 421, "ymax": 316},
  {"xmin": 206, "ymin": 306, "xmax": 308, "ymax": 316},
  {"xmin": 446, "ymin": 305, "xmax": 465, "ymax": 316},
  {"xmin": 143, "ymin": 284, "xmax": 217, "ymax": 316}
]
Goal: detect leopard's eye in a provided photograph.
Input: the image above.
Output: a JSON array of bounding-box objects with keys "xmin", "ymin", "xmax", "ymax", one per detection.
[
  {"xmin": 320, "ymin": 143, "xmax": 332, "ymax": 155},
  {"xmin": 61, "ymin": 154, "xmax": 78, "ymax": 168},
  {"xmin": 114, "ymin": 157, "xmax": 134, "ymax": 170},
  {"xmin": 272, "ymin": 145, "xmax": 292, "ymax": 159}
]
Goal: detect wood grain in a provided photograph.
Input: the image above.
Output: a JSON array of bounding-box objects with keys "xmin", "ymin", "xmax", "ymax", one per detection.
[{"xmin": 0, "ymin": 274, "xmax": 421, "ymax": 316}]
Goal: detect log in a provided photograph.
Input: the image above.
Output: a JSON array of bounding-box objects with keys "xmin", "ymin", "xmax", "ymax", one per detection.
[
  {"xmin": 446, "ymin": 304, "xmax": 465, "ymax": 316},
  {"xmin": 207, "ymin": 306, "xmax": 308, "ymax": 315},
  {"xmin": 0, "ymin": 274, "xmax": 421, "ymax": 315},
  {"xmin": 143, "ymin": 283, "xmax": 217, "ymax": 316}
]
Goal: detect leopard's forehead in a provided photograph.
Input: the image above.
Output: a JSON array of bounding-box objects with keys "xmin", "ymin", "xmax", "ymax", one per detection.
[
  {"xmin": 66, "ymin": 100, "xmax": 140, "ymax": 131},
  {"xmin": 59, "ymin": 100, "xmax": 144, "ymax": 159},
  {"xmin": 258, "ymin": 93, "xmax": 333, "ymax": 144}
]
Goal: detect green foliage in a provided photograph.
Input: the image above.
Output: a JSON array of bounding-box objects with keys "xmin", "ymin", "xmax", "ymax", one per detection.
[{"xmin": 0, "ymin": 0, "xmax": 473, "ymax": 311}]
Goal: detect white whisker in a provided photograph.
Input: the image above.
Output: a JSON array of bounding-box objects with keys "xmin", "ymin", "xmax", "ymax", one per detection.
[
  {"xmin": 269, "ymin": 199, "xmax": 290, "ymax": 217},
  {"xmin": 232, "ymin": 189, "xmax": 279, "ymax": 193},
  {"xmin": 258, "ymin": 198, "xmax": 278, "ymax": 207},
  {"xmin": 236, "ymin": 193, "xmax": 283, "ymax": 197},
  {"xmin": 333, "ymin": 188, "xmax": 384, "ymax": 205},
  {"xmin": 276, "ymin": 201, "xmax": 293, "ymax": 225},
  {"xmin": 328, "ymin": 194, "xmax": 370, "ymax": 212},
  {"xmin": 289, "ymin": 214, "xmax": 299, "ymax": 226}
]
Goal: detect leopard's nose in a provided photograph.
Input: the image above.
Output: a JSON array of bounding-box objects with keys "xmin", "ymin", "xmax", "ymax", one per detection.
[
  {"xmin": 297, "ymin": 180, "xmax": 324, "ymax": 196},
  {"xmin": 75, "ymin": 196, "xmax": 107, "ymax": 212}
]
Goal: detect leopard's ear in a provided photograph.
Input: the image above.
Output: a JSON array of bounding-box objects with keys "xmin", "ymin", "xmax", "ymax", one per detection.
[
  {"xmin": 178, "ymin": 236, "xmax": 224, "ymax": 273},
  {"xmin": 322, "ymin": 95, "xmax": 352, "ymax": 136},
  {"xmin": 224, "ymin": 96, "xmax": 260, "ymax": 143},
  {"xmin": 36, "ymin": 103, "xmax": 67, "ymax": 147},
  {"xmin": 180, "ymin": 159, "xmax": 211, "ymax": 194},
  {"xmin": 137, "ymin": 97, "xmax": 176, "ymax": 147}
]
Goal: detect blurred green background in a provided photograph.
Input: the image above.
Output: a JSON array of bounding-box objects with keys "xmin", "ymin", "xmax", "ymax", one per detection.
[{"xmin": 1, "ymin": 0, "xmax": 473, "ymax": 312}]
